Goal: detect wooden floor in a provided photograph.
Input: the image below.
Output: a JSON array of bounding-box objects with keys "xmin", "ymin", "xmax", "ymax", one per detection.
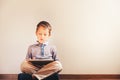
[
  {"xmin": 1, "ymin": 74, "xmax": 120, "ymax": 80},
  {"xmin": 62, "ymin": 79, "xmax": 120, "ymax": 80},
  {"xmin": 0, "ymin": 79, "xmax": 120, "ymax": 80}
]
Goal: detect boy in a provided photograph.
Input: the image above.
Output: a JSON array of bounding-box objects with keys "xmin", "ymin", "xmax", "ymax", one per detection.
[{"xmin": 20, "ymin": 21, "xmax": 62, "ymax": 80}]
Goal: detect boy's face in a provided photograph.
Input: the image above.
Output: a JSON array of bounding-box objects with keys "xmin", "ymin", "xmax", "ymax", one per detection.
[{"xmin": 36, "ymin": 26, "xmax": 50, "ymax": 43}]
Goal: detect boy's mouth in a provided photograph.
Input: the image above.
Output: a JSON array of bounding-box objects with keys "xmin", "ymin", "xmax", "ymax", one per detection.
[{"xmin": 40, "ymin": 39, "xmax": 44, "ymax": 41}]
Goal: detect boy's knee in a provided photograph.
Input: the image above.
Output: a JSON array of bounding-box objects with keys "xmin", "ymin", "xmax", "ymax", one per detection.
[
  {"xmin": 20, "ymin": 61, "xmax": 29, "ymax": 72},
  {"xmin": 54, "ymin": 61, "xmax": 63, "ymax": 71},
  {"xmin": 20, "ymin": 60, "xmax": 38, "ymax": 74}
]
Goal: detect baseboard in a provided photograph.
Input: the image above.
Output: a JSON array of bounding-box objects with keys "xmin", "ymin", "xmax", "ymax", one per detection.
[
  {"xmin": 0, "ymin": 74, "xmax": 17, "ymax": 79},
  {"xmin": 60, "ymin": 74, "xmax": 120, "ymax": 79},
  {"xmin": 0, "ymin": 74, "xmax": 120, "ymax": 79}
]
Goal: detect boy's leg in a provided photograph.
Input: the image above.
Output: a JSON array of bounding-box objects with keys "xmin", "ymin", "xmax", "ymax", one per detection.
[
  {"xmin": 21, "ymin": 60, "xmax": 39, "ymax": 74},
  {"xmin": 33, "ymin": 61, "xmax": 62, "ymax": 80}
]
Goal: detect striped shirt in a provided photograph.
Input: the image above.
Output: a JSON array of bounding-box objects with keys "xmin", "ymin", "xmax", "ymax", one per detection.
[{"xmin": 26, "ymin": 42, "xmax": 58, "ymax": 61}]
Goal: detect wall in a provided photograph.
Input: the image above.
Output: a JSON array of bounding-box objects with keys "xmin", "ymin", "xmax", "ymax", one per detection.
[{"xmin": 0, "ymin": 0, "xmax": 120, "ymax": 74}]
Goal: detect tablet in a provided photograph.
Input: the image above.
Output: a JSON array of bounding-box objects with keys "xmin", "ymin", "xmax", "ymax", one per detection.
[{"xmin": 28, "ymin": 59, "xmax": 54, "ymax": 66}]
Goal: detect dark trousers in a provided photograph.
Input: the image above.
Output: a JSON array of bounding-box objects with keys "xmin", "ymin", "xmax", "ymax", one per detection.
[{"xmin": 18, "ymin": 73, "xmax": 60, "ymax": 80}]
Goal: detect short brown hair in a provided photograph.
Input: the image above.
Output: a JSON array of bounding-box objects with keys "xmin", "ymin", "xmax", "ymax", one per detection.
[{"xmin": 36, "ymin": 21, "xmax": 52, "ymax": 35}]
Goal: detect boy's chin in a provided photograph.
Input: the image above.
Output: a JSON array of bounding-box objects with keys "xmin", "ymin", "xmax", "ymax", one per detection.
[{"xmin": 38, "ymin": 41, "xmax": 45, "ymax": 43}]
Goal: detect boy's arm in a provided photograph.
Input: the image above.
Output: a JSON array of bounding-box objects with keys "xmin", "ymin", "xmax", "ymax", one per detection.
[
  {"xmin": 26, "ymin": 45, "xmax": 32, "ymax": 60},
  {"xmin": 52, "ymin": 46, "xmax": 59, "ymax": 61}
]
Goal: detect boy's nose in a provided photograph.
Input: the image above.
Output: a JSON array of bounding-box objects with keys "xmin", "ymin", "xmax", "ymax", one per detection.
[{"xmin": 41, "ymin": 35, "xmax": 44, "ymax": 38}]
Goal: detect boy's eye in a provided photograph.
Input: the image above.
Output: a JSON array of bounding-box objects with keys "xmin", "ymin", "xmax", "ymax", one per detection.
[
  {"xmin": 38, "ymin": 33, "xmax": 47, "ymax": 36},
  {"xmin": 44, "ymin": 34, "xmax": 47, "ymax": 36},
  {"xmin": 39, "ymin": 33, "xmax": 42, "ymax": 35}
]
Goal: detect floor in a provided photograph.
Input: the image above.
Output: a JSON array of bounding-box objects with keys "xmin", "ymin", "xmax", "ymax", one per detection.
[
  {"xmin": 62, "ymin": 79, "xmax": 119, "ymax": 80},
  {"xmin": 0, "ymin": 79, "xmax": 120, "ymax": 80}
]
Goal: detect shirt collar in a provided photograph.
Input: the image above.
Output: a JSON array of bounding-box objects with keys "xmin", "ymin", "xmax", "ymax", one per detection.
[{"xmin": 36, "ymin": 41, "xmax": 48, "ymax": 46}]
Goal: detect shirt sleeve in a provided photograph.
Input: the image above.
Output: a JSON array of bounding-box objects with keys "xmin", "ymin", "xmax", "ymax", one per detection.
[
  {"xmin": 26, "ymin": 45, "xmax": 32, "ymax": 59},
  {"xmin": 51, "ymin": 46, "xmax": 59, "ymax": 61}
]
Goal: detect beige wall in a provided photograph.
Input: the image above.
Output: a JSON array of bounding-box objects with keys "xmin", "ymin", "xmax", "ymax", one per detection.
[{"xmin": 0, "ymin": 0, "xmax": 120, "ymax": 74}]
